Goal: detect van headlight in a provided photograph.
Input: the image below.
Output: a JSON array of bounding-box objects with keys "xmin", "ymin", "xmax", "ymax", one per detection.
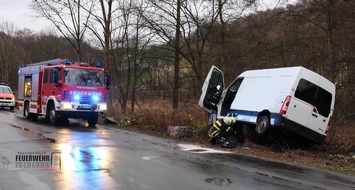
[{"xmin": 100, "ymin": 103, "xmax": 107, "ymax": 111}]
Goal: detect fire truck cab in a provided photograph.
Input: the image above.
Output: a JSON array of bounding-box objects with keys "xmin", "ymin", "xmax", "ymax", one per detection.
[{"xmin": 17, "ymin": 58, "xmax": 109, "ymax": 126}]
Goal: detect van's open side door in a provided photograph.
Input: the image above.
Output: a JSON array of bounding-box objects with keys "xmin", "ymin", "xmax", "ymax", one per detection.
[{"xmin": 198, "ymin": 66, "xmax": 224, "ymax": 113}]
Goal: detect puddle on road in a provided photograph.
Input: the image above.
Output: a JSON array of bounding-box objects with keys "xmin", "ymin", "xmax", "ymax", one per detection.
[
  {"xmin": 8, "ymin": 123, "xmax": 56, "ymax": 143},
  {"xmin": 205, "ymin": 177, "xmax": 232, "ymax": 186}
]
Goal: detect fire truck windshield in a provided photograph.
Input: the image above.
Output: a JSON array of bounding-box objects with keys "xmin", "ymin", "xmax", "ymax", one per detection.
[{"xmin": 64, "ymin": 68, "xmax": 105, "ymax": 86}]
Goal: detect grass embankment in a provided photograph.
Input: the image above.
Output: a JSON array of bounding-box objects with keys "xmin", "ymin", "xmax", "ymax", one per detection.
[{"xmin": 105, "ymin": 99, "xmax": 355, "ymax": 176}]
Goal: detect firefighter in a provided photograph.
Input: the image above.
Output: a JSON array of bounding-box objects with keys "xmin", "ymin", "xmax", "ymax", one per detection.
[{"xmin": 208, "ymin": 114, "xmax": 238, "ymax": 148}]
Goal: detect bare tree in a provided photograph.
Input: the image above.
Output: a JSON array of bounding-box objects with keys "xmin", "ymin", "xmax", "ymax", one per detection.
[
  {"xmin": 138, "ymin": 0, "xmax": 263, "ymax": 110},
  {"xmin": 138, "ymin": 0, "xmax": 183, "ymax": 111},
  {"xmin": 109, "ymin": 0, "xmax": 155, "ymax": 114},
  {"xmin": 32, "ymin": 0, "xmax": 93, "ymax": 61},
  {"xmin": 77, "ymin": 0, "xmax": 118, "ymax": 113},
  {"xmin": 173, "ymin": 0, "xmax": 182, "ymax": 112},
  {"xmin": 178, "ymin": 0, "xmax": 220, "ymax": 91},
  {"xmin": 83, "ymin": 0, "xmax": 116, "ymax": 72},
  {"xmin": 0, "ymin": 21, "xmax": 21, "ymax": 87},
  {"xmin": 283, "ymin": 0, "xmax": 355, "ymax": 118}
]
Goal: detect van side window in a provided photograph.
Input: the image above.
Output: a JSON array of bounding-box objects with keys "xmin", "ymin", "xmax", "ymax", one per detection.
[
  {"xmin": 210, "ymin": 70, "xmax": 223, "ymax": 92},
  {"xmin": 295, "ymin": 79, "xmax": 332, "ymax": 117},
  {"xmin": 203, "ymin": 68, "xmax": 224, "ymax": 110}
]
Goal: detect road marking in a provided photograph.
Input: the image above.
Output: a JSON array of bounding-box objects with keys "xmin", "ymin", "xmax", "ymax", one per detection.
[
  {"xmin": 178, "ymin": 144, "xmax": 232, "ymax": 154},
  {"xmin": 142, "ymin": 156, "xmax": 159, "ymax": 160}
]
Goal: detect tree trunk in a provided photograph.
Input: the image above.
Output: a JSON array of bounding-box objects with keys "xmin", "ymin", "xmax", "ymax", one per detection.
[{"xmin": 173, "ymin": 0, "xmax": 181, "ymax": 113}]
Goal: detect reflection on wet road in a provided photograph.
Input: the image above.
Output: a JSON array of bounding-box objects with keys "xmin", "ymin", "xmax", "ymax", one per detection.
[{"xmin": 44, "ymin": 128, "xmax": 119, "ymax": 189}]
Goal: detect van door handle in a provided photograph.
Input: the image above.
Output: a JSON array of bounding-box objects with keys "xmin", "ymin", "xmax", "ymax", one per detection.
[{"xmin": 312, "ymin": 114, "xmax": 318, "ymax": 118}]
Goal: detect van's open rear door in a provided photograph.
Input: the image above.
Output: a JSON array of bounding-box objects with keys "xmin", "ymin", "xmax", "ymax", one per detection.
[{"xmin": 198, "ymin": 66, "xmax": 224, "ymax": 113}]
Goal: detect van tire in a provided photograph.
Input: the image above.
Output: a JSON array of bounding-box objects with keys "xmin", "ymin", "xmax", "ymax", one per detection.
[{"xmin": 255, "ymin": 116, "xmax": 270, "ymax": 136}]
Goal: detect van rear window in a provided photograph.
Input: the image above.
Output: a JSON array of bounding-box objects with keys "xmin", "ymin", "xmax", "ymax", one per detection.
[{"xmin": 295, "ymin": 79, "xmax": 332, "ymax": 117}]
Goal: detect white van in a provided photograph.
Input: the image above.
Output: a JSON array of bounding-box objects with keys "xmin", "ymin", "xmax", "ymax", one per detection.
[{"xmin": 199, "ymin": 66, "xmax": 336, "ymax": 144}]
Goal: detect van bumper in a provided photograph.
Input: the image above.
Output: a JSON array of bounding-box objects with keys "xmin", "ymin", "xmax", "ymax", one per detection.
[{"xmin": 279, "ymin": 116, "xmax": 326, "ymax": 144}]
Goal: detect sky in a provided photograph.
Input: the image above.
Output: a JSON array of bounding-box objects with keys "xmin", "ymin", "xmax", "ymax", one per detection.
[{"xmin": 0, "ymin": 0, "xmax": 52, "ymax": 32}]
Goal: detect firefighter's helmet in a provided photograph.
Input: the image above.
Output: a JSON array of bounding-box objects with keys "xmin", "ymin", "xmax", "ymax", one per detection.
[
  {"xmin": 223, "ymin": 116, "xmax": 237, "ymax": 125},
  {"xmin": 230, "ymin": 116, "xmax": 237, "ymax": 124},
  {"xmin": 223, "ymin": 117, "xmax": 232, "ymax": 125}
]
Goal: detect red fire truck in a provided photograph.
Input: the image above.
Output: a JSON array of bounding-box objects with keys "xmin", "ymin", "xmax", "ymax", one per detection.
[{"xmin": 17, "ymin": 58, "xmax": 110, "ymax": 126}]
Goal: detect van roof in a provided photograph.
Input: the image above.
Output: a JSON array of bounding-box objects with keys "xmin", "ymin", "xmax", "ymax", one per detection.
[
  {"xmin": 239, "ymin": 66, "xmax": 335, "ymax": 91},
  {"xmin": 239, "ymin": 66, "xmax": 303, "ymax": 77}
]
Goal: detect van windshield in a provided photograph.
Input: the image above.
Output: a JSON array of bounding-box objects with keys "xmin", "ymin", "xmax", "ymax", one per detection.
[
  {"xmin": 64, "ymin": 68, "xmax": 104, "ymax": 86},
  {"xmin": 0, "ymin": 86, "xmax": 12, "ymax": 94}
]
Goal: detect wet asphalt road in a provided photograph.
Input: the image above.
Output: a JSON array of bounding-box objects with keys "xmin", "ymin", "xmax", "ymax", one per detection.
[{"xmin": 0, "ymin": 109, "xmax": 354, "ymax": 190}]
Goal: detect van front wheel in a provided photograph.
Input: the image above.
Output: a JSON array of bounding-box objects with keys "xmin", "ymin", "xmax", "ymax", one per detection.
[{"xmin": 255, "ymin": 116, "xmax": 270, "ymax": 136}]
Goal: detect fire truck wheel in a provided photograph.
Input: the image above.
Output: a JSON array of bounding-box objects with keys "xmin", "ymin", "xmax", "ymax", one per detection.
[
  {"xmin": 48, "ymin": 104, "xmax": 59, "ymax": 125},
  {"xmin": 87, "ymin": 113, "xmax": 98, "ymax": 127},
  {"xmin": 24, "ymin": 102, "xmax": 32, "ymax": 120}
]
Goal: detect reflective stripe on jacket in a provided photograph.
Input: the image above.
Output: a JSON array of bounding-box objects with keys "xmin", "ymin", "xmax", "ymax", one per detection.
[{"xmin": 208, "ymin": 120, "xmax": 223, "ymax": 138}]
